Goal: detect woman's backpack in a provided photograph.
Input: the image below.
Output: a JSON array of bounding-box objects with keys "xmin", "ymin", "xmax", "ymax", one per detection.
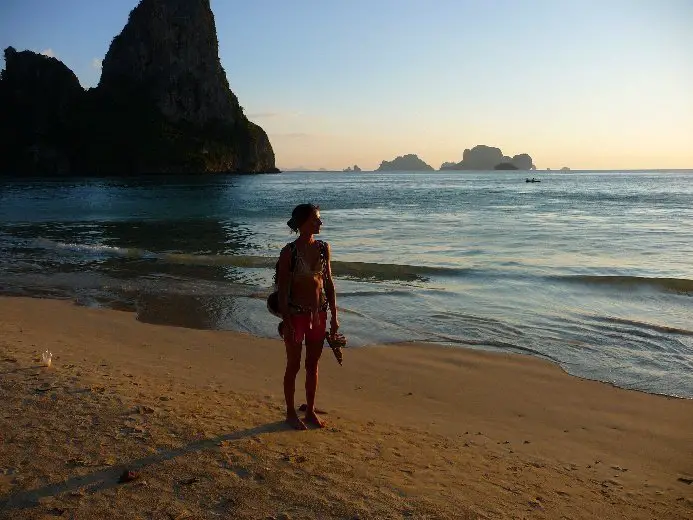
[{"xmin": 266, "ymin": 242, "xmax": 297, "ymax": 317}]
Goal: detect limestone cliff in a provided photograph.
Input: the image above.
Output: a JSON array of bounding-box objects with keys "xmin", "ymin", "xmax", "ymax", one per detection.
[
  {"xmin": 0, "ymin": 48, "xmax": 83, "ymax": 173},
  {"xmin": 0, "ymin": 0, "xmax": 277, "ymax": 175},
  {"xmin": 100, "ymin": 0, "xmax": 238, "ymax": 126}
]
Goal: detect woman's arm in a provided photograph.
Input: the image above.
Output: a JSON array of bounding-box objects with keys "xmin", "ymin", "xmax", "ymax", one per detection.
[{"xmin": 323, "ymin": 242, "xmax": 339, "ymax": 334}]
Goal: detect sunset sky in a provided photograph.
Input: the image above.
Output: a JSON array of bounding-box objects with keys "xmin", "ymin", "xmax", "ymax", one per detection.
[{"xmin": 2, "ymin": 0, "xmax": 691, "ymax": 170}]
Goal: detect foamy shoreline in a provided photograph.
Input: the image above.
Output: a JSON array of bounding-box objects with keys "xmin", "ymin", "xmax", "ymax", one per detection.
[{"xmin": 0, "ymin": 296, "xmax": 691, "ymax": 519}]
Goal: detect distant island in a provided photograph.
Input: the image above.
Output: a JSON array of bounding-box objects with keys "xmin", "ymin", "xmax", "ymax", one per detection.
[
  {"xmin": 377, "ymin": 154, "xmax": 434, "ymax": 171},
  {"xmin": 0, "ymin": 0, "xmax": 278, "ymax": 175},
  {"xmin": 343, "ymin": 165, "xmax": 362, "ymax": 172},
  {"xmin": 440, "ymin": 145, "xmax": 536, "ymax": 171}
]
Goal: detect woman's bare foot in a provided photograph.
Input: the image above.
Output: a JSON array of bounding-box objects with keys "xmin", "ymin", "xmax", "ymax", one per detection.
[
  {"xmin": 304, "ymin": 410, "xmax": 326, "ymax": 428},
  {"xmin": 286, "ymin": 413, "xmax": 308, "ymax": 430},
  {"xmin": 298, "ymin": 404, "xmax": 327, "ymax": 414}
]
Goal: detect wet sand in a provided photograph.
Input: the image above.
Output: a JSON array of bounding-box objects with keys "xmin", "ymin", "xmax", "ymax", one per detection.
[{"xmin": 0, "ymin": 296, "xmax": 691, "ymax": 519}]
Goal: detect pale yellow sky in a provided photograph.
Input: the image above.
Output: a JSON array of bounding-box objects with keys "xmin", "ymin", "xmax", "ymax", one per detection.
[{"xmin": 267, "ymin": 117, "xmax": 693, "ymax": 171}]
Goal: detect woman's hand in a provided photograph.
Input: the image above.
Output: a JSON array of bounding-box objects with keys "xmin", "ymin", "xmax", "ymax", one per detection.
[
  {"xmin": 282, "ymin": 317, "xmax": 294, "ymax": 342},
  {"xmin": 329, "ymin": 315, "xmax": 339, "ymax": 337}
]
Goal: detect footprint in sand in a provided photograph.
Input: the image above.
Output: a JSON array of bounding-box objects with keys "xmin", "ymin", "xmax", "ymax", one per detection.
[{"xmin": 233, "ymin": 467, "xmax": 252, "ymax": 479}]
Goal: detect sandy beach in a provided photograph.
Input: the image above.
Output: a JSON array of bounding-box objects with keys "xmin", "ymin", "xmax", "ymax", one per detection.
[{"xmin": 0, "ymin": 296, "xmax": 691, "ymax": 519}]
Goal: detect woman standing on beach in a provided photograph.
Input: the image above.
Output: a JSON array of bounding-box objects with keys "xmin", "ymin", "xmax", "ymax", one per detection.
[{"xmin": 277, "ymin": 203, "xmax": 339, "ymax": 430}]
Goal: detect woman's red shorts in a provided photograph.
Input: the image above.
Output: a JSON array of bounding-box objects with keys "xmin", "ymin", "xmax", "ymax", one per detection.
[{"xmin": 283, "ymin": 312, "xmax": 326, "ymax": 345}]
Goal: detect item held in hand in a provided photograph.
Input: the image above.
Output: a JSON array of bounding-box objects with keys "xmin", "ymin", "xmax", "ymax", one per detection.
[
  {"xmin": 267, "ymin": 291, "xmax": 281, "ymax": 318},
  {"xmin": 325, "ymin": 332, "xmax": 346, "ymax": 365}
]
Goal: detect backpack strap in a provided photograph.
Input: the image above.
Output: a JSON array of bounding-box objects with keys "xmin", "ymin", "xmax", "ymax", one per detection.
[
  {"xmin": 288, "ymin": 241, "xmax": 298, "ymax": 272},
  {"xmin": 317, "ymin": 240, "xmax": 328, "ymax": 277},
  {"xmin": 273, "ymin": 242, "xmax": 298, "ymax": 288}
]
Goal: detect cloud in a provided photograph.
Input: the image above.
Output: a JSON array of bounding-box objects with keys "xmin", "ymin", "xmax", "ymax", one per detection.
[
  {"xmin": 92, "ymin": 58, "xmax": 102, "ymax": 70},
  {"xmin": 40, "ymin": 48, "xmax": 55, "ymax": 58}
]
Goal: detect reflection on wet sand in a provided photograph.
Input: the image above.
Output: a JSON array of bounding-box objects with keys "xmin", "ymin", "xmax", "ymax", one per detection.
[{"xmin": 135, "ymin": 293, "xmax": 244, "ymax": 330}]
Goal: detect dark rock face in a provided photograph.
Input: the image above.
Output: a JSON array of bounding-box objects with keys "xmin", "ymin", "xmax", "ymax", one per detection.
[
  {"xmin": 100, "ymin": 0, "xmax": 238, "ymax": 126},
  {"xmin": 243, "ymin": 121, "xmax": 277, "ymax": 173},
  {"xmin": 0, "ymin": 0, "xmax": 277, "ymax": 175},
  {"xmin": 0, "ymin": 47, "xmax": 83, "ymax": 174},
  {"xmin": 376, "ymin": 154, "xmax": 433, "ymax": 171}
]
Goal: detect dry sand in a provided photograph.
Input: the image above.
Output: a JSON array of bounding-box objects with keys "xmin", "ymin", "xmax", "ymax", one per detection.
[{"xmin": 0, "ymin": 296, "xmax": 691, "ymax": 519}]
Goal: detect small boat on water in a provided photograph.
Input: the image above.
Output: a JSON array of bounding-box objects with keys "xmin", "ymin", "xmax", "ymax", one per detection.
[{"xmin": 525, "ymin": 178, "xmax": 541, "ymax": 183}]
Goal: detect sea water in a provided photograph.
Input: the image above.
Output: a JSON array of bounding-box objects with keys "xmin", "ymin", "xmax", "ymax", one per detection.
[{"xmin": 0, "ymin": 170, "xmax": 691, "ymax": 398}]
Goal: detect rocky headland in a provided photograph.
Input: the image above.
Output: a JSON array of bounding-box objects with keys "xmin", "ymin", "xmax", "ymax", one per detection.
[{"xmin": 0, "ymin": 0, "xmax": 278, "ymax": 175}]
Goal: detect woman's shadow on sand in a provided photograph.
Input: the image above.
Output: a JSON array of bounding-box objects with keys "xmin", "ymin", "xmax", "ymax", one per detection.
[{"xmin": 0, "ymin": 420, "xmax": 289, "ymax": 512}]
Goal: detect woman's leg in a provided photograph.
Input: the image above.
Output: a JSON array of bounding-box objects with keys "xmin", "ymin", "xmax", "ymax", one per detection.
[
  {"xmin": 304, "ymin": 312, "xmax": 327, "ymax": 427},
  {"xmin": 284, "ymin": 316, "xmax": 306, "ymax": 430}
]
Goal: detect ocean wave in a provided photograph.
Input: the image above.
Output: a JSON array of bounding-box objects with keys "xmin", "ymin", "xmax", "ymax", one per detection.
[
  {"xmin": 426, "ymin": 335, "xmax": 560, "ymax": 363},
  {"xmin": 163, "ymin": 257, "xmax": 471, "ymax": 282},
  {"xmin": 588, "ymin": 315, "xmax": 693, "ymax": 337},
  {"xmin": 557, "ymin": 274, "xmax": 693, "ymax": 296},
  {"xmin": 338, "ymin": 289, "xmax": 413, "ymax": 297},
  {"xmin": 161, "ymin": 253, "xmax": 276, "ymax": 268},
  {"xmin": 34, "ymin": 238, "xmax": 153, "ymax": 258},
  {"xmin": 32, "ymin": 238, "xmax": 473, "ymax": 282},
  {"xmin": 330, "ymin": 261, "xmax": 470, "ymax": 281}
]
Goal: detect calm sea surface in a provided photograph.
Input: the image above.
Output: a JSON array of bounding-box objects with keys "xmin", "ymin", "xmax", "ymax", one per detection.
[{"xmin": 1, "ymin": 170, "xmax": 691, "ymax": 398}]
